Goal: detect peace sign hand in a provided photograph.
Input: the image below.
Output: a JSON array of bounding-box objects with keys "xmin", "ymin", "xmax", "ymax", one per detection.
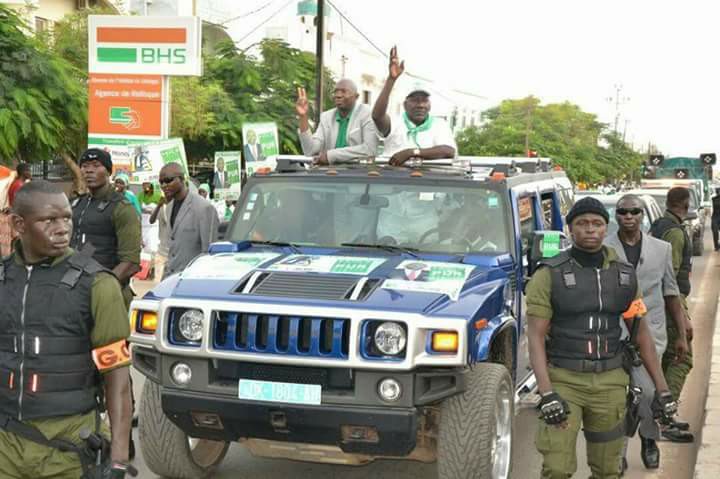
[
  {"xmin": 296, "ymin": 87, "xmax": 309, "ymax": 117},
  {"xmin": 388, "ymin": 46, "xmax": 405, "ymax": 80}
]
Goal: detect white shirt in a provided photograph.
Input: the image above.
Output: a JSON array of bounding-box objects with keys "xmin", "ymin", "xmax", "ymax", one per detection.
[{"xmin": 381, "ymin": 115, "xmax": 457, "ymax": 157}]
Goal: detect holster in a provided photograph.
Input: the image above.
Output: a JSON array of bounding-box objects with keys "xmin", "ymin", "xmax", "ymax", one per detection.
[{"xmin": 624, "ymin": 384, "xmax": 643, "ymax": 436}]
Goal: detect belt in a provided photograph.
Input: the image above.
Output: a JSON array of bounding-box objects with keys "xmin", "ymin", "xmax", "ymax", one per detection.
[{"xmin": 550, "ymin": 355, "xmax": 624, "ymax": 373}]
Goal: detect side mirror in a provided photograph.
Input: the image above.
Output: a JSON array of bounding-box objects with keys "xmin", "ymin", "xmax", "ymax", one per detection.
[
  {"xmin": 685, "ymin": 210, "xmax": 698, "ymax": 221},
  {"xmin": 217, "ymin": 221, "xmax": 229, "ymax": 241},
  {"xmin": 527, "ymin": 231, "xmax": 570, "ymax": 276}
]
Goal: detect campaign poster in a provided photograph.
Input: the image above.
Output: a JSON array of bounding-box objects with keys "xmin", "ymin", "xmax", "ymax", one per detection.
[
  {"xmin": 242, "ymin": 122, "xmax": 279, "ymax": 175},
  {"xmin": 127, "ymin": 138, "xmax": 188, "ymax": 184},
  {"xmin": 214, "ymin": 151, "xmax": 241, "ymax": 189}
]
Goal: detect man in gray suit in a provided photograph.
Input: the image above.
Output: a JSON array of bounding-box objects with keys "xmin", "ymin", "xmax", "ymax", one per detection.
[
  {"xmin": 159, "ymin": 162, "xmax": 219, "ymax": 279},
  {"xmin": 605, "ymin": 194, "xmax": 691, "ymax": 471},
  {"xmin": 296, "ymin": 79, "xmax": 378, "ymax": 165}
]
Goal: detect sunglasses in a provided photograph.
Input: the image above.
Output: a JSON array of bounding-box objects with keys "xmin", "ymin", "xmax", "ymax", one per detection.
[
  {"xmin": 159, "ymin": 175, "xmax": 182, "ymax": 185},
  {"xmin": 616, "ymin": 208, "xmax": 643, "ymax": 216}
]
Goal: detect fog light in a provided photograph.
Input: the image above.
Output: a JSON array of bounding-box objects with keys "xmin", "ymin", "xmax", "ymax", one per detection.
[
  {"xmin": 432, "ymin": 331, "xmax": 459, "ymax": 352},
  {"xmin": 171, "ymin": 362, "xmax": 192, "ymax": 386},
  {"xmin": 378, "ymin": 378, "xmax": 402, "ymax": 402},
  {"xmin": 177, "ymin": 309, "xmax": 204, "ymax": 342}
]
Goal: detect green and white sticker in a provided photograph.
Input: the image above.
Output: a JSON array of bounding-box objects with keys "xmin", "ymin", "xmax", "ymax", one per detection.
[
  {"xmin": 381, "ymin": 260, "xmax": 476, "ymax": 301},
  {"xmin": 541, "ymin": 232, "xmax": 561, "ymax": 258},
  {"xmin": 267, "ymin": 255, "xmax": 386, "ymax": 275},
  {"xmin": 182, "ymin": 252, "xmax": 281, "ymax": 280}
]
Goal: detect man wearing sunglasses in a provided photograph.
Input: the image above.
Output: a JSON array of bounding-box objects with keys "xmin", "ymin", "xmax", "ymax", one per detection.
[
  {"xmin": 158, "ymin": 162, "xmax": 219, "ymax": 279},
  {"xmin": 605, "ymin": 194, "xmax": 691, "ymax": 471}
]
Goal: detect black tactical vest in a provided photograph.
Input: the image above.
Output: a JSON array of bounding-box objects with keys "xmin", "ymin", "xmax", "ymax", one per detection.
[
  {"xmin": 649, "ymin": 217, "xmax": 691, "ymax": 296},
  {"xmin": 70, "ymin": 191, "xmax": 124, "ymax": 270},
  {"xmin": 0, "ymin": 251, "xmax": 105, "ymax": 420},
  {"xmin": 541, "ymin": 250, "xmax": 637, "ymax": 371}
]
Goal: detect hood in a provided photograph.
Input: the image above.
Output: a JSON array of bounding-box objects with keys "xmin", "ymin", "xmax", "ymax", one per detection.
[{"xmin": 146, "ymin": 246, "xmax": 511, "ymax": 317}]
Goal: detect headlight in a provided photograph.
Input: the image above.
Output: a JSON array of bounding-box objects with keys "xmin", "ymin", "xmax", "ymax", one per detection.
[
  {"xmin": 177, "ymin": 309, "xmax": 204, "ymax": 342},
  {"xmin": 373, "ymin": 322, "xmax": 407, "ymax": 356}
]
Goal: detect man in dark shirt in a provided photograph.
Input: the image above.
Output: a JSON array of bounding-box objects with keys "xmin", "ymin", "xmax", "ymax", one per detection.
[{"xmin": 711, "ymin": 187, "xmax": 720, "ymax": 251}]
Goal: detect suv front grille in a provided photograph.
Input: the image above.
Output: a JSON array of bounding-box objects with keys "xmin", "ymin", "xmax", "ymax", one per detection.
[{"xmin": 212, "ymin": 312, "xmax": 350, "ymax": 359}]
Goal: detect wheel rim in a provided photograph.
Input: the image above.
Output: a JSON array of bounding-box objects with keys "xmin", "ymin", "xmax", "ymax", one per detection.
[
  {"xmin": 187, "ymin": 437, "xmax": 227, "ymax": 468},
  {"xmin": 491, "ymin": 380, "xmax": 512, "ymax": 479}
]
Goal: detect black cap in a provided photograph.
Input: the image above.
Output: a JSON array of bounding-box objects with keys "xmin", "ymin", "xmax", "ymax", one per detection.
[
  {"xmin": 79, "ymin": 148, "xmax": 112, "ymax": 174},
  {"xmin": 566, "ymin": 196, "xmax": 609, "ymax": 225}
]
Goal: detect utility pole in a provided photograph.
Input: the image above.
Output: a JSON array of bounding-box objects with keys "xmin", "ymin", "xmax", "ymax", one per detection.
[
  {"xmin": 340, "ymin": 55, "xmax": 348, "ymax": 78},
  {"xmin": 314, "ymin": 0, "xmax": 325, "ymax": 125},
  {"xmin": 524, "ymin": 99, "xmax": 534, "ymax": 155},
  {"xmin": 607, "ymin": 84, "xmax": 629, "ymax": 135}
]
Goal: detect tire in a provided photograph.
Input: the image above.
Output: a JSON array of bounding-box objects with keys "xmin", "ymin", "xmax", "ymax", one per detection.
[
  {"xmin": 139, "ymin": 380, "xmax": 230, "ymax": 478},
  {"xmin": 437, "ymin": 362, "xmax": 513, "ymax": 479}
]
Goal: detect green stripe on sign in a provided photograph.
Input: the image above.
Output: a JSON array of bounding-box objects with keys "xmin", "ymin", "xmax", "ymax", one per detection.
[{"xmin": 97, "ymin": 47, "xmax": 137, "ymax": 63}]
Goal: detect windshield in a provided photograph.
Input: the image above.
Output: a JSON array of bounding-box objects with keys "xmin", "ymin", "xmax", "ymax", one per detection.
[
  {"xmin": 229, "ymin": 179, "xmax": 510, "ymax": 254},
  {"xmin": 649, "ymin": 190, "xmax": 698, "ymax": 210}
]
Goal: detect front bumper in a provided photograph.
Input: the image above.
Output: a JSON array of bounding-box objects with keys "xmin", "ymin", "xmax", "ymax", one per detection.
[{"xmin": 134, "ymin": 346, "xmax": 466, "ymax": 455}]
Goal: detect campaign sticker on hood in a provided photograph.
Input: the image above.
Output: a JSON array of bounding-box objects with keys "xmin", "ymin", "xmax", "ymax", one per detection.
[
  {"xmin": 266, "ymin": 254, "xmax": 386, "ymax": 275},
  {"xmin": 182, "ymin": 252, "xmax": 281, "ymax": 280},
  {"xmin": 381, "ymin": 260, "xmax": 476, "ymax": 301}
]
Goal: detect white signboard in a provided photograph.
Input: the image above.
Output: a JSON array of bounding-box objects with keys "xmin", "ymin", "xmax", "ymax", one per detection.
[
  {"xmin": 88, "ymin": 15, "xmax": 202, "ymax": 76},
  {"xmin": 266, "ymin": 255, "xmax": 386, "ymax": 276},
  {"xmin": 182, "ymin": 252, "xmax": 281, "ymax": 280}
]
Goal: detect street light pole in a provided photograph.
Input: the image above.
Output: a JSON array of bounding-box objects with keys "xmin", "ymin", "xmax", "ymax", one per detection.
[{"xmin": 314, "ymin": 0, "xmax": 325, "ymax": 124}]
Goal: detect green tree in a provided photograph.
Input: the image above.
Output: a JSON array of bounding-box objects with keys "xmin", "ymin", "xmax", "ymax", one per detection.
[
  {"xmin": 0, "ymin": 6, "xmax": 87, "ymax": 164},
  {"xmin": 456, "ymin": 96, "xmax": 642, "ymax": 183}
]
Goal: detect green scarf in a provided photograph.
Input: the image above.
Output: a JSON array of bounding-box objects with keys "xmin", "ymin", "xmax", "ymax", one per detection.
[
  {"xmin": 403, "ymin": 112, "xmax": 433, "ymax": 147},
  {"xmin": 335, "ymin": 109, "xmax": 352, "ymax": 148}
]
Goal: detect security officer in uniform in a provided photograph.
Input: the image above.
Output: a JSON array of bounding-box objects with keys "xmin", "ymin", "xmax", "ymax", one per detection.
[
  {"xmin": 0, "ymin": 181, "xmax": 133, "ymax": 478},
  {"xmin": 526, "ymin": 197, "xmax": 677, "ymax": 479},
  {"xmin": 70, "ymin": 149, "xmax": 141, "ymax": 306},
  {"xmin": 649, "ymin": 186, "xmax": 695, "ymax": 440}
]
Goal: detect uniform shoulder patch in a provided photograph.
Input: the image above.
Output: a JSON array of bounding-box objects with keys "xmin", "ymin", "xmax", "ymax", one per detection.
[{"xmin": 622, "ymin": 298, "xmax": 647, "ymax": 319}]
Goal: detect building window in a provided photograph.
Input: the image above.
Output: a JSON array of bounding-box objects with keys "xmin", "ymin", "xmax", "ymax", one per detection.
[
  {"xmin": 35, "ymin": 17, "xmax": 52, "ymax": 34},
  {"xmin": 363, "ymin": 90, "xmax": 371, "ymax": 104}
]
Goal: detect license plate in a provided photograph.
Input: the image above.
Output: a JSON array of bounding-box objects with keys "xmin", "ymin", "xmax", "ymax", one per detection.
[{"xmin": 238, "ymin": 379, "xmax": 322, "ymax": 405}]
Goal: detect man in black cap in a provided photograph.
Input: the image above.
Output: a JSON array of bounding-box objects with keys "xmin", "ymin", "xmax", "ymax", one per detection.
[
  {"xmin": 525, "ymin": 197, "xmax": 678, "ymax": 479},
  {"xmin": 372, "ymin": 46, "xmax": 457, "ymax": 166},
  {"xmin": 70, "ymin": 148, "xmax": 141, "ymax": 305}
]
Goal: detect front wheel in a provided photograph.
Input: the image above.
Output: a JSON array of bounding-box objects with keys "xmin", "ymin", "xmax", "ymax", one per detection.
[
  {"xmin": 138, "ymin": 380, "xmax": 230, "ymax": 478},
  {"xmin": 437, "ymin": 362, "xmax": 514, "ymax": 479}
]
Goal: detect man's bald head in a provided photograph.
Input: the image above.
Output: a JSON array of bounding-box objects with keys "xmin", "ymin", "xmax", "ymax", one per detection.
[
  {"xmin": 616, "ymin": 194, "xmax": 645, "ymax": 210},
  {"xmin": 12, "ymin": 180, "xmax": 66, "ymax": 217},
  {"xmin": 159, "ymin": 162, "xmax": 187, "ymax": 201},
  {"xmin": 335, "ymin": 79, "xmax": 358, "ymax": 94},
  {"xmin": 160, "ymin": 162, "xmax": 183, "ymax": 177}
]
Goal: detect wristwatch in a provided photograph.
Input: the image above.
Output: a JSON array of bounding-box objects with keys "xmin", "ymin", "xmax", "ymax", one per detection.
[{"xmin": 413, "ymin": 148, "xmax": 421, "ymax": 157}]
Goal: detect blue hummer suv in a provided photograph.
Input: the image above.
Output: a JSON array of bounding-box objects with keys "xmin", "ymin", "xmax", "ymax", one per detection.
[{"xmin": 129, "ymin": 157, "xmax": 573, "ymax": 479}]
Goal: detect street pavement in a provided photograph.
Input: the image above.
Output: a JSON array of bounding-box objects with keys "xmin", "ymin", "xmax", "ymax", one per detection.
[{"xmin": 128, "ymin": 232, "xmax": 719, "ymax": 478}]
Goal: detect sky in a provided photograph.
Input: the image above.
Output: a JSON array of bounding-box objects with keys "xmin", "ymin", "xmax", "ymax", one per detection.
[{"xmin": 216, "ymin": 0, "xmax": 720, "ymax": 157}]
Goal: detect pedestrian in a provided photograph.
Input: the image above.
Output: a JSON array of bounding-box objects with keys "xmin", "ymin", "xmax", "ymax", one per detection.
[
  {"xmin": 372, "ymin": 47, "xmax": 457, "ymax": 166},
  {"xmin": 159, "ymin": 162, "xmax": 219, "ymax": 279},
  {"xmin": 526, "ymin": 197, "xmax": 678, "ymax": 479},
  {"xmin": 70, "ymin": 148, "xmax": 141, "ymax": 307},
  {"xmin": 137, "ymin": 181, "xmax": 162, "ymax": 209},
  {"xmin": 198, "ymin": 183, "xmax": 210, "ymax": 199},
  {"xmin": 711, "ymin": 187, "xmax": 720, "ymax": 251},
  {"xmin": 649, "ymin": 186, "xmax": 695, "ymax": 440},
  {"xmin": 296, "ymin": 78, "xmax": 379, "ymax": 165},
  {"xmin": 148, "ymin": 193, "xmax": 168, "ymax": 281},
  {"xmin": 0, "ymin": 181, "xmax": 133, "ymax": 478},
  {"xmin": 7, "ymin": 163, "xmax": 31, "ymax": 208},
  {"xmin": 605, "ymin": 194, "xmax": 692, "ymax": 471},
  {"xmin": 113, "ymin": 173, "xmax": 142, "ymax": 216}
]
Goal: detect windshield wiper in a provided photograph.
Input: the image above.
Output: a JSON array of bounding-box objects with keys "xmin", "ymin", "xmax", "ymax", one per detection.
[
  {"xmin": 341, "ymin": 242, "xmax": 419, "ymax": 258},
  {"xmin": 249, "ymin": 240, "xmax": 301, "ymax": 254}
]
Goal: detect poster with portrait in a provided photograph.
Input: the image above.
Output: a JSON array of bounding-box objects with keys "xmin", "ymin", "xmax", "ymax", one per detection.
[
  {"xmin": 213, "ymin": 151, "xmax": 241, "ymax": 189},
  {"xmin": 242, "ymin": 122, "xmax": 279, "ymax": 175},
  {"xmin": 127, "ymin": 138, "xmax": 189, "ymax": 184}
]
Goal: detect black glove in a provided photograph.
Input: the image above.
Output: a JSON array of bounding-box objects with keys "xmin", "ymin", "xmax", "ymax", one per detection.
[
  {"xmin": 651, "ymin": 390, "xmax": 678, "ymax": 421},
  {"xmin": 103, "ymin": 462, "xmax": 138, "ymax": 479},
  {"xmin": 538, "ymin": 392, "xmax": 570, "ymax": 425}
]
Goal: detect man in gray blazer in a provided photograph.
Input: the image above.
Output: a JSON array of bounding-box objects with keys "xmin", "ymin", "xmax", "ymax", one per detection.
[
  {"xmin": 296, "ymin": 79, "xmax": 378, "ymax": 164},
  {"xmin": 159, "ymin": 162, "xmax": 219, "ymax": 279},
  {"xmin": 605, "ymin": 194, "xmax": 691, "ymax": 471}
]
